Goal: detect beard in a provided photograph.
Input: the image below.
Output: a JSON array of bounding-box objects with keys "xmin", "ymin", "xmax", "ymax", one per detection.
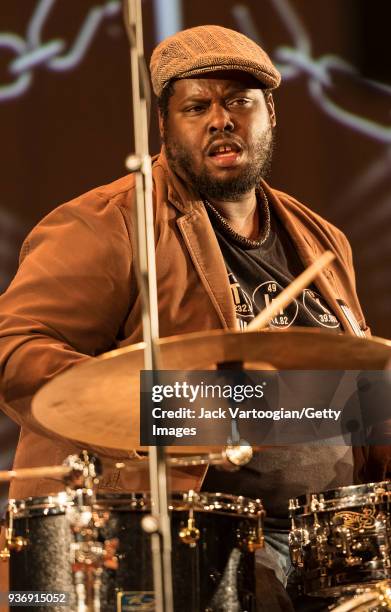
[{"xmin": 164, "ymin": 127, "xmax": 275, "ymax": 201}]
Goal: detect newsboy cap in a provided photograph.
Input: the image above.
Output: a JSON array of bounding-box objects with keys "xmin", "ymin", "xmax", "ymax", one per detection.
[{"xmin": 150, "ymin": 25, "xmax": 281, "ymax": 97}]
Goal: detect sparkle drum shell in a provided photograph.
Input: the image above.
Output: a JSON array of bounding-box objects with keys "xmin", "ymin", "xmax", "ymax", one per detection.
[
  {"xmin": 289, "ymin": 481, "xmax": 391, "ymax": 598},
  {"xmin": 8, "ymin": 491, "xmax": 264, "ymax": 611}
]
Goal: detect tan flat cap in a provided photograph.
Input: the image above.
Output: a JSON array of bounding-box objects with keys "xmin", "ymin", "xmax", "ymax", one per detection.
[{"xmin": 150, "ymin": 24, "xmax": 281, "ymax": 97}]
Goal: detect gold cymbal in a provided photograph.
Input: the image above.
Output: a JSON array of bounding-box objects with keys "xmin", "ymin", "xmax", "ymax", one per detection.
[{"xmin": 32, "ymin": 329, "xmax": 391, "ymax": 453}]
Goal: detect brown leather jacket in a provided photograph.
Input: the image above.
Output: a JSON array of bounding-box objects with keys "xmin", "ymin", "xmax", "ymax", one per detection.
[{"xmin": 0, "ymin": 148, "xmax": 371, "ymax": 500}]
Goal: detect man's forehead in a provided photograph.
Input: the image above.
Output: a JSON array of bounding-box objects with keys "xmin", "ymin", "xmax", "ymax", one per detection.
[{"xmin": 172, "ymin": 70, "xmax": 263, "ymax": 98}]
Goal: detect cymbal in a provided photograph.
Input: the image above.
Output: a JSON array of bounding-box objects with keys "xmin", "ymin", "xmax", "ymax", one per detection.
[{"xmin": 32, "ymin": 329, "xmax": 391, "ymax": 453}]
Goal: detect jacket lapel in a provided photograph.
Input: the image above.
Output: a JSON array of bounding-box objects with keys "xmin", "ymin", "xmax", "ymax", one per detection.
[
  {"xmin": 265, "ymin": 187, "xmax": 354, "ymax": 334},
  {"xmin": 158, "ymin": 151, "xmax": 237, "ymax": 330},
  {"xmin": 177, "ymin": 204, "xmax": 237, "ymax": 330}
]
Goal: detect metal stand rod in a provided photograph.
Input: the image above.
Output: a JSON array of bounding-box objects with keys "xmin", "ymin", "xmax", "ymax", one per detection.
[
  {"xmin": 93, "ymin": 570, "xmax": 102, "ymax": 612},
  {"xmin": 75, "ymin": 571, "xmax": 87, "ymax": 612},
  {"xmin": 123, "ymin": 2, "xmax": 173, "ymax": 611}
]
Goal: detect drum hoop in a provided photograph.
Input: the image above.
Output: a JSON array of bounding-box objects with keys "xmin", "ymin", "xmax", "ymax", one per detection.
[
  {"xmin": 93, "ymin": 492, "xmax": 264, "ymax": 517},
  {"xmin": 10, "ymin": 491, "xmax": 264, "ymax": 518},
  {"xmin": 291, "ymin": 480, "xmax": 391, "ymax": 515}
]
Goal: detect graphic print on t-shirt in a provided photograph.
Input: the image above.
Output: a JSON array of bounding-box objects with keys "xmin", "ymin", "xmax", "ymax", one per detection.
[
  {"xmin": 229, "ymin": 272, "xmax": 342, "ymax": 331},
  {"xmin": 303, "ymin": 288, "xmax": 340, "ymax": 329},
  {"xmin": 253, "ymin": 280, "xmax": 299, "ymax": 328},
  {"xmin": 228, "ymin": 272, "xmax": 254, "ymax": 330},
  {"xmin": 209, "ymin": 204, "xmax": 342, "ymax": 333}
]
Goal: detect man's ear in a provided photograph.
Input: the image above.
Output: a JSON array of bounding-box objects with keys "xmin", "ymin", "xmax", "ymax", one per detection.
[
  {"xmin": 265, "ymin": 91, "xmax": 276, "ymax": 128},
  {"xmin": 158, "ymin": 109, "xmax": 164, "ymax": 140}
]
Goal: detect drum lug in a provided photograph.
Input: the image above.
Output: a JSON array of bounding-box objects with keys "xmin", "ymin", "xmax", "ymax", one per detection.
[
  {"xmin": 374, "ymin": 512, "xmax": 391, "ymax": 569},
  {"xmin": 179, "ymin": 517, "xmax": 200, "ymax": 547},
  {"xmin": 0, "ymin": 502, "xmax": 28, "ymax": 560},
  {"xmin": 313, "ymin": 525, "xmax": 328, "ymax": 565},
  {"xmin": 179, "ymin": 490, "xmax": 201, "ymax": 547},
  {"xmin": 0, "ymin": 533, "xmax": 28, "ymax": 559},
  {"xmin": 5, "ymin": 534, "xmax": 28, "ymax": 552},
  {"xmin": 289, "ymin": 528, "xmax": 308, "ymax": 568},
  {"xmin": 289, "ymin": 499, "xmax": 309, "ymax": 567},
  {"xmin": 243, "ymin": 529, "xmax": 264, "ymax": 553},
  {"xmin": 332, "ymin": 519, "xmax": 361, "ymax": 567}
]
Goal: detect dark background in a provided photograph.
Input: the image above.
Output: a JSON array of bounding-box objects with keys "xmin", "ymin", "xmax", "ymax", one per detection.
[{"xmin": 1, "ymin": 0, "xmax": 390, "ymax": 506}]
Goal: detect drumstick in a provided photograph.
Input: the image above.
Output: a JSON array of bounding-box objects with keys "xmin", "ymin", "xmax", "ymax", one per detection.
[
  {"xmin": 245, "ymin": 251, "xmax": 335, "ymax": 332},
  {"xmin": 0, "ymin": 465, "xmax": 71, "ymax": 482}
]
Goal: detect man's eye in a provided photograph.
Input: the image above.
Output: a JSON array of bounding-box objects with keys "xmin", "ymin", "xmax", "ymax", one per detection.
[
  {"xmin": 229, "ymin": 98, "xmax": 250, "ymax": 107},
  {"xmin": 185, "ymin": 105, "xmax": 205, "ymax": 113}
]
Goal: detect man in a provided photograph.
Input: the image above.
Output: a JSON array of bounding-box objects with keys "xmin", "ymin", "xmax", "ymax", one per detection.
[{"xmin": 0, "ymin": 24, "xmax": 379, "ymax": 610}]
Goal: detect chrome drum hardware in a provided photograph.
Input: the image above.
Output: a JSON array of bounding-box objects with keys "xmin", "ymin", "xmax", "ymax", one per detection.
[{"xmin": 289, "ymin": 481, "xmax": 391, "ymax": 598}]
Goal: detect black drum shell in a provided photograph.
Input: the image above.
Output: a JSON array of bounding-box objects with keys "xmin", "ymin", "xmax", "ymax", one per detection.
[{"xmin": 9, "ymin": 492, "xmax": 262, "ymax": 612}]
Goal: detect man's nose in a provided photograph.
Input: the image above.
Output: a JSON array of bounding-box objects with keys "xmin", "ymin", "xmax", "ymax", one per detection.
[{"xmin": 208, "ymin": 104, "xmax": 234, "ymax": 132}]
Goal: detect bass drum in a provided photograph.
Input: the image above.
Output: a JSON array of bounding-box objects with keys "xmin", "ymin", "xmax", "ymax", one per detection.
[
  {"xmin": 8, "ymin": 491, "xmax": 264, "ymax": 612},
  {"xmin": 289, "ymin": 481, "xmax": 391, "ymax": 598}
]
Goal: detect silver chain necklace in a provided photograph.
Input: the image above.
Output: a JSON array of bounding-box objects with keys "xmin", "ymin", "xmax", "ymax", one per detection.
[{"xmin": 203, "ymin": 187, "xmax": 271, "ymax": 249}]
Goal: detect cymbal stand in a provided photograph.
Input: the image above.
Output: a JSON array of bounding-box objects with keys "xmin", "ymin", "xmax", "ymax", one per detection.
[{"xmin": 122, "ymin": 2, "xmax": 173, "ymax": 611}]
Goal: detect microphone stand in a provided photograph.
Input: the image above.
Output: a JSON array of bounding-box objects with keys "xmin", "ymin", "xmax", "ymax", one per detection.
[{"xmin": 123, "ymin": 2, "xmax": 174, "ymax": 610}]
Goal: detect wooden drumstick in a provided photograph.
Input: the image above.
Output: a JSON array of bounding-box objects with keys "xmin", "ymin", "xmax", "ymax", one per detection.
[
  {"xmin": 0, "ymin": 465, "xmax": 71, "ymax": 482},
  {"xmin": 245, "ymin": 251, "xmax": 335, "ymax": 332}
]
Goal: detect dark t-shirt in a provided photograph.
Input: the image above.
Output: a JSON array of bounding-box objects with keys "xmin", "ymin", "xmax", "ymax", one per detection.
[
  {"xmin": 213, "ymin": 207, "xmax": 341, "ymax": 332},
  {"xmin": 203, "ymin": 204, "xmax": 353, "ymax": 524}
]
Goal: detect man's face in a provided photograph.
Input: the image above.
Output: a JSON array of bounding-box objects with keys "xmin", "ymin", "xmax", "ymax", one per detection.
[{"xmin": 160, "ymin": 71, "xmax": 276, "ymax": 201}]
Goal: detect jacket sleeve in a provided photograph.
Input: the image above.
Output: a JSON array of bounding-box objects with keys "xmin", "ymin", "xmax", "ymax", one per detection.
[
  {"xmin": 0, "ymin": 188, "xmax": 133, "ymax": 435},
  {"xmin": 339, "ymin": 228, "xmax": 370, "ymax": 336}
]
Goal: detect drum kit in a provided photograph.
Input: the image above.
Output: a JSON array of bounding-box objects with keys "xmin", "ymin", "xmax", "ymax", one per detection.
[
  {"xmin": 0, "ymin": 330, "xmax": 390, "ymax": 611},
  {"xmin": 1, "ymin": 1, "xmax": 391, "ymax": 611}
]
